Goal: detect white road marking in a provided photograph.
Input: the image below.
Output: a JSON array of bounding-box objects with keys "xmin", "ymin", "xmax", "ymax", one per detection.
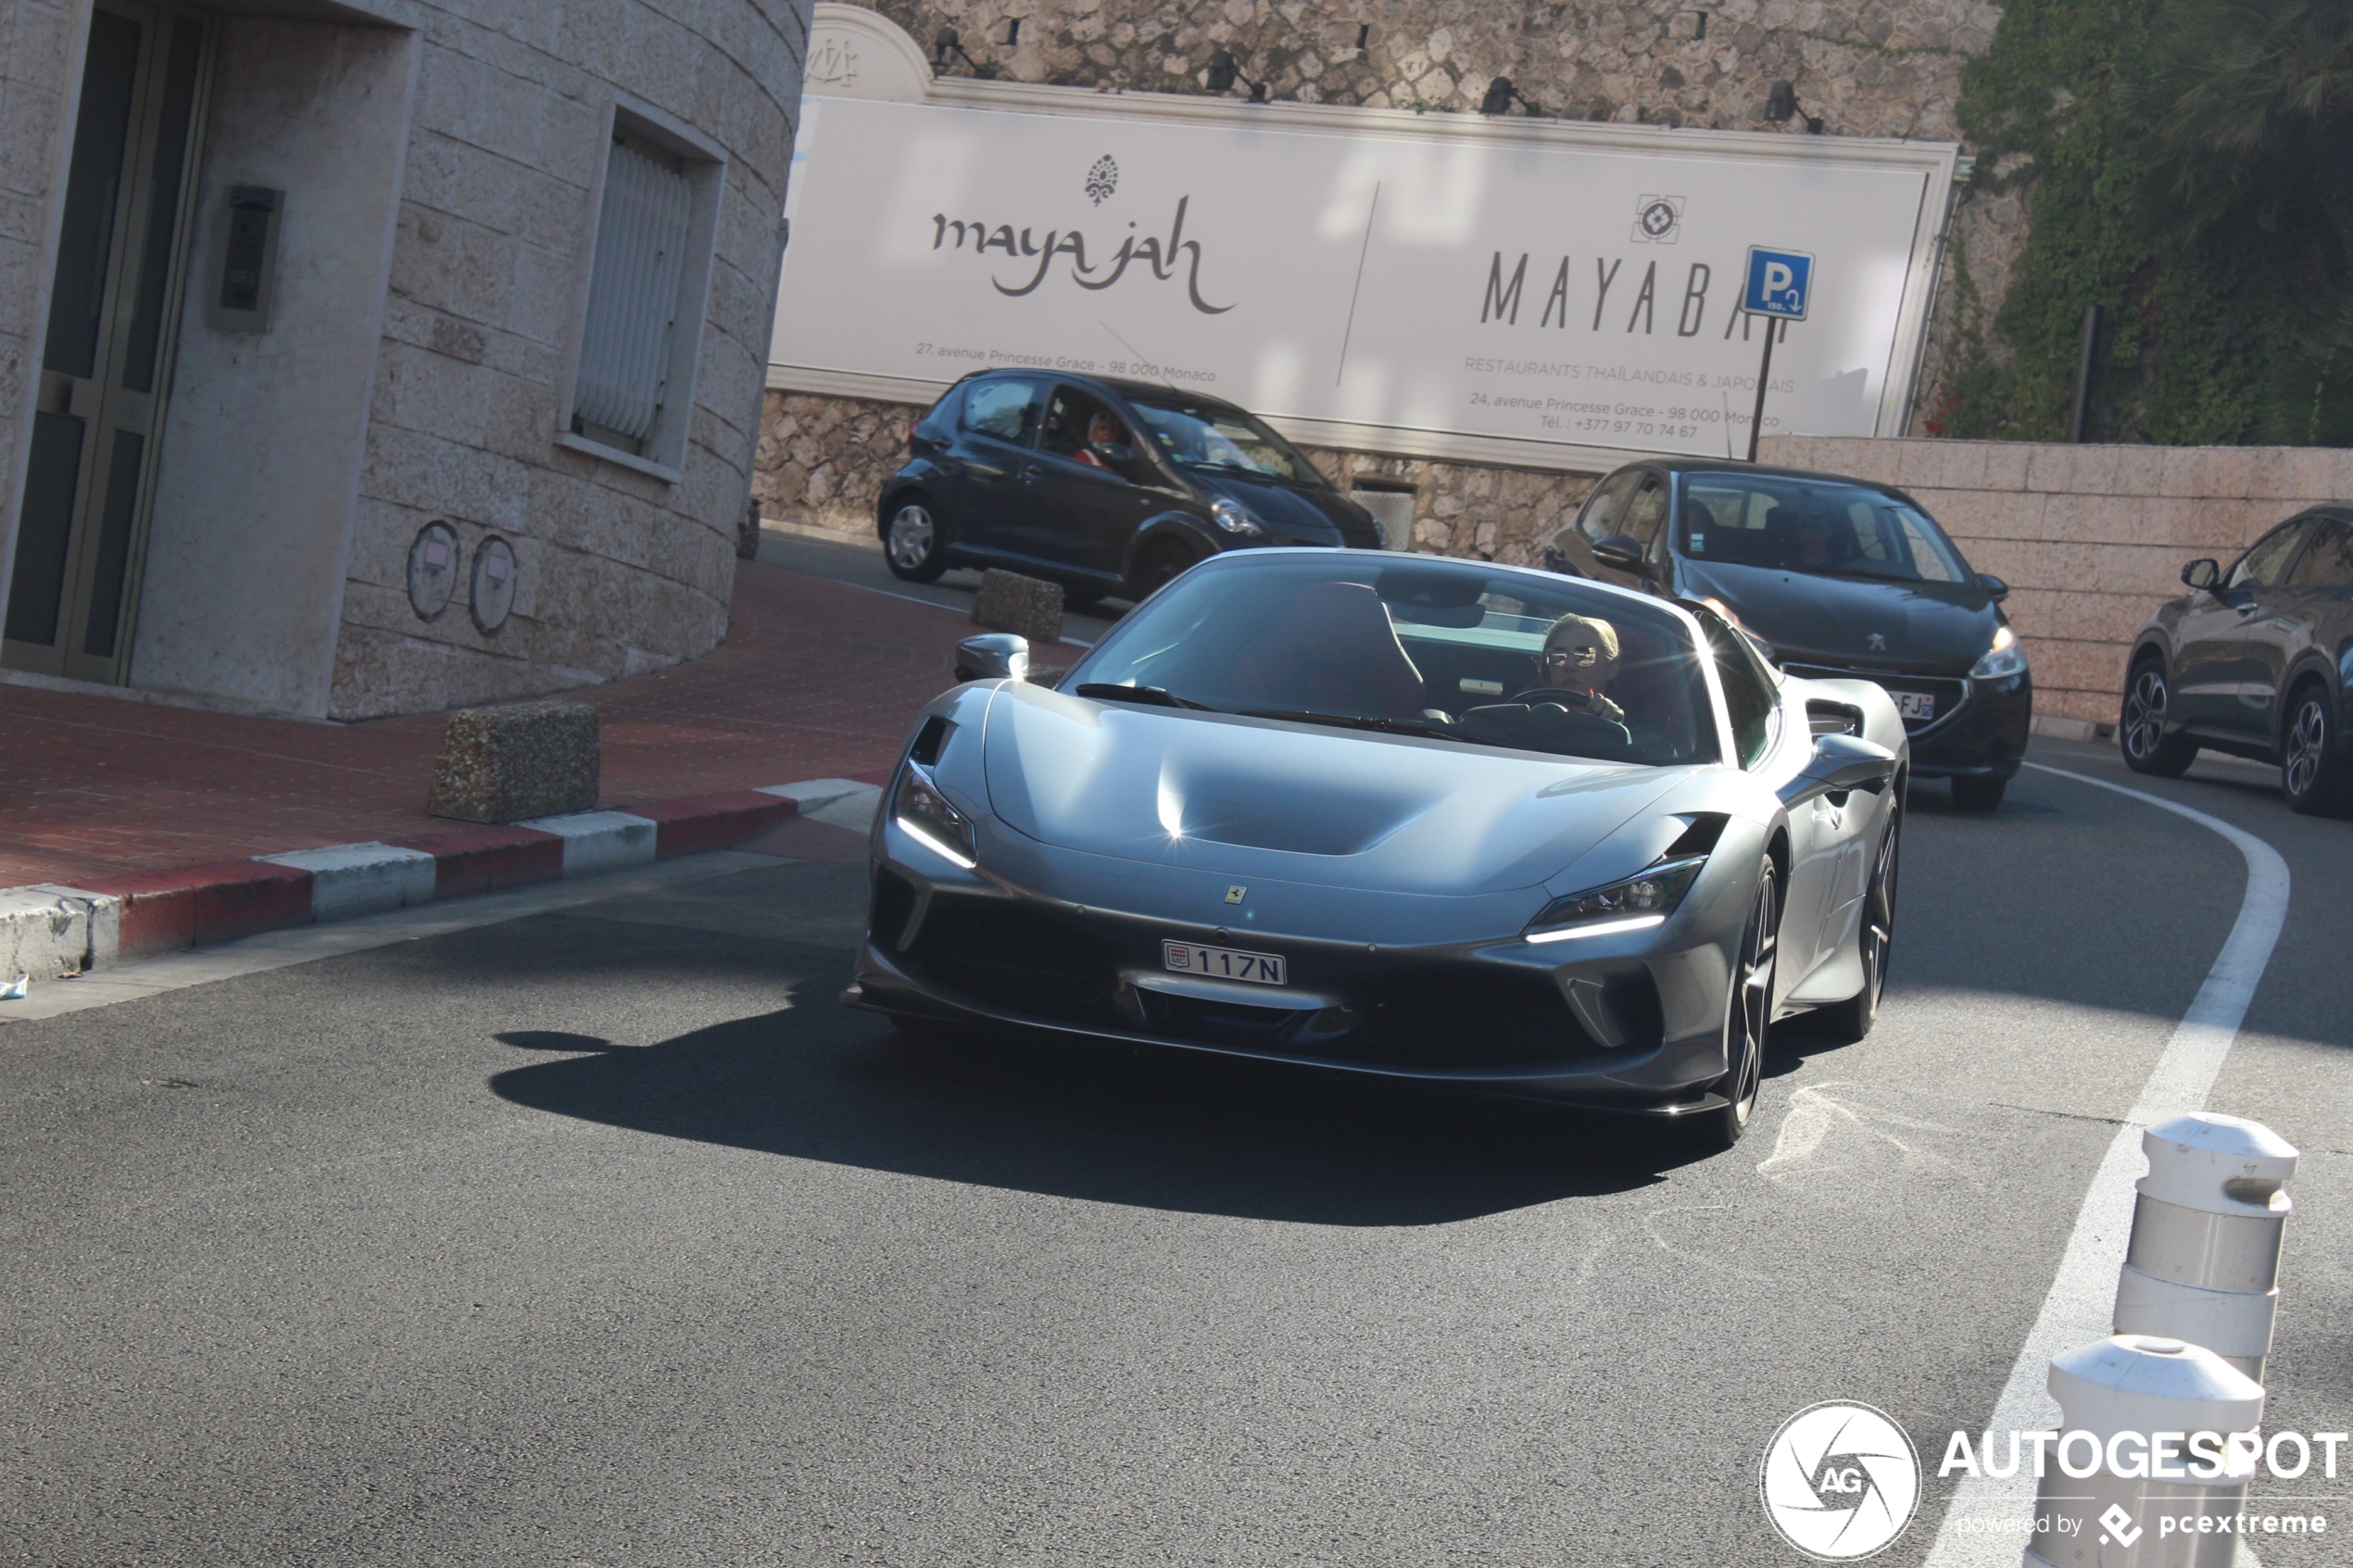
[{"xmin": 1921, "ymin": 763, "xmax": 2291, "ymax": 1567}]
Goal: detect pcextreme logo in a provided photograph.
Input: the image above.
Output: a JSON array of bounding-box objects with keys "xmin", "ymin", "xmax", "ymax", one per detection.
[{"xmin": 1759, "ymin": 1401, "xmax": 1922, "ymax": 1561}]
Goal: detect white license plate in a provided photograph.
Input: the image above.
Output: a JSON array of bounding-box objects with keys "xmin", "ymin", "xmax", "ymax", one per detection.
[
  {"xmin": 1163, "ymin": 941, "xmax": 1287, "ymax": 986},
  {"xmin": 1890, "ymin": 691, "xmax": 1936, "ymax": 721}
]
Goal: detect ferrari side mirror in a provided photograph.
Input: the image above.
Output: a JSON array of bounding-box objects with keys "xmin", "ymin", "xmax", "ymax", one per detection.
[
  {"xmin": 1541, "ymin": 545, "xmax": 1578, "ymax": 576},
  {"xmin": 955, "ymin": 633, "xmax": 1030, "ymax": 683},
  {"xmin": 1591, "ymin": 534, "xmax": 1646, "ymax": 571},
  {"xmin": 1780, "ymin": 732, "xmax": 1897, "ymax": 809},
  {"xmin": 2182, "ymin": 558, "xmax": 2220, "ymax": 591}
]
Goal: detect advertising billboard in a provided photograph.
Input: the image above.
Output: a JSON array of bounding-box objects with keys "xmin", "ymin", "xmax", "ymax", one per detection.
[{"xmin": 770, "ymin": 93, "xmax": 1955, "ymax": 470}]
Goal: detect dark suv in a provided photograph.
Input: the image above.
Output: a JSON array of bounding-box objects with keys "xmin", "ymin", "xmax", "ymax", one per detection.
[
  {"xmin": 2121, "ymin": 506, "xmax": 2353, "ymax": 812},
  {"xmin": 875, "ymin": 370, "xmax": 1384, "ymax": 605}
]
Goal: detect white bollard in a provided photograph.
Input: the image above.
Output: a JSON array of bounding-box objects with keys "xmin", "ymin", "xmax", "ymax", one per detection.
[
  {"xmin": 2024, "ymin": 1335, "xmax": 2264, "ymax": 1568},
  {"xmin": 2113, "ymin": 1113, "xmax": 2297, "ymax": 1383}
]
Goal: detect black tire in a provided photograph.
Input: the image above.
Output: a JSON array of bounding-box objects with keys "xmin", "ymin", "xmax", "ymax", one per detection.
[
  {"xmin": 2281, "ymin": 681, "xmax": 2352, "ymax": 815},
  {"xmin": 882, "ymin": 497, "xmax": 949, "ymax": 583},
  {"xmin": 1686, "ymin": 865, "xmax": 1778, "ymax": 1153},
  {"xmin": 2120, "ymin": 657, "xmax": 2198, "ymax": 776},
  {"xmin": 1813, "ymin": 812, "xmax": 1899, "ymax": 1043},
  {"xmin": 1126, "ymin": 538, "xmax": 1202, "ymax": 601},
  {"xmin": 1950, "ymin": 775, "xmax": 2007, "ymax": 809}
]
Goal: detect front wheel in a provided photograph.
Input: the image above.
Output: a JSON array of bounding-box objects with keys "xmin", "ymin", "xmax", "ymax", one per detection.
[
  {"xmin": 1686, "ymin": 866, "xmax": 1778, "ymax": 1153},
  {"xmin": 2120, "ymin": 660, "xmax": 2197, "ymax": 776},
  {"xmin": 1813, "ymin": 814, "xmax": 1898, "ymax": 1043},
  {"xmin": 883, "ymin": 499, "xmax": 949, "ymax": 583},
  {"xmin": 2282, "ymin": 684, "xmax": 2350, "ymax": 815},
  {"xmin": 1126, "ymin": 538, "xmax": 1202, "ymax": 601}
]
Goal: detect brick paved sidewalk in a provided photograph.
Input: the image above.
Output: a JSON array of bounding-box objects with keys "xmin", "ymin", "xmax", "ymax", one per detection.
[{"xmin": 0, "ymin": 562, "xmax": 974, "ymax": 887}]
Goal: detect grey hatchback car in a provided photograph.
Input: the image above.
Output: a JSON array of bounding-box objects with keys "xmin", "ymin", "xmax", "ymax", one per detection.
[{"xmin": 2121, "ymin": 506, "xmax": 2353, "ymax": 812}]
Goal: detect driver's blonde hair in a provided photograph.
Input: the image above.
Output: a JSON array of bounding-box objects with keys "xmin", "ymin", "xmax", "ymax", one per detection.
[{"xmin": 1542, "ymin": 612, "xmax": 1619, "ymax": 662}]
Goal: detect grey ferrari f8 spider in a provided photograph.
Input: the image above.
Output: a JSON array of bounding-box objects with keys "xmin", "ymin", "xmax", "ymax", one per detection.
[{"xmin": 848, "ymin": 550, "xmax": 1907, "ymax": 1149}]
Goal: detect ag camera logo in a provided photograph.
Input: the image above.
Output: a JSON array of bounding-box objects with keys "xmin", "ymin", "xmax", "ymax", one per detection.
[{"xmin": 1760, "ymin": 1401, "xmax": 1922, "ymax": 1561}]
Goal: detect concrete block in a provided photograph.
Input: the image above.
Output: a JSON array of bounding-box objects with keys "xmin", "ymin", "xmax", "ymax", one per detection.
[
  {"xmin": 426, "ymin": 699, "xmax": 600, "ymax": 822},
  {"xmin": 972, "ymin": 569, "xmax": 1065, "ymax": 645},
  {"xmin": 258, "ymin": 843, "xmax": 437, "ymax": 922},
  {"xmin": 516, "ymin": 809, "xmax": 658, "ymax": 876},
  {"xmin": 0, "ymin": 884, "xmax": 119, "ymax": 980}
]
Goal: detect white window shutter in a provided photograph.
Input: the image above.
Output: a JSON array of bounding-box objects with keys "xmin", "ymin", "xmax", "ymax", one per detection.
[{"xmin": 574, "ymin": 138, "xmax": 693, "ymax": 444}]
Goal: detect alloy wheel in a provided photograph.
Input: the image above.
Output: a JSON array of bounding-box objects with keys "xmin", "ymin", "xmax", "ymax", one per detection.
[
  {"xmin": 2122, "ymin": 668, "xmax": 2170, "ymax": 763},
  {"xmin": 2284, "ymin": 696, "xmax": 2327, "ymax": 800},
  {"xmin": 887, "ymin": 506, "xmax": 935, "ymax": 571},
  {"xmin": 1727, "ymin": 871, "xmax": 1779, "ymax": 1130},
  {"xmin": 1859, "ymin": 824, "xmax": 1897, "ymax": 1011}
]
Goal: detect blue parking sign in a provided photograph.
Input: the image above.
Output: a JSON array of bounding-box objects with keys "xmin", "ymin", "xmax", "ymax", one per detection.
[{"xmin": 1743, "ymin": 247, "xmax": 1813, "ymax": 320}]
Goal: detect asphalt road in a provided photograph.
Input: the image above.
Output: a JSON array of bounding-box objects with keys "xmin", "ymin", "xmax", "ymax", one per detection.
[{"xmin": 2, "ymin": 738, "xmax": 2347, "ymax": 1567}]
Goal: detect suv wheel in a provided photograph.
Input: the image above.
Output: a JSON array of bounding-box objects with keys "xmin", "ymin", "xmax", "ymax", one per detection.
[
  {"xmin": 2282, "ymin": 682, "xmax": 2350, "ymax": 814},
  {"xmin": 2120, "ymin": 658, "xmax": 2197, "ymax": 776},
  {"xmin": 883, "ymin": 499, "xmax": 948, "ymax": 583}
]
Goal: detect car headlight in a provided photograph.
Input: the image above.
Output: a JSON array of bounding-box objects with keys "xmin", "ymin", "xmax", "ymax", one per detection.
[
  {"xmin": 1526, "ymin": 855, "xmax": 1706, "ymax": 943},
  {"xmin": 1210, "ymin": 498, "xmax": 1266, "ymax": 537},
  {"xmin": 893, "ymin": 760, "xmax": 976, "ymax": 868},
  {"xmin": 1970, "ymin": 623, "xmax": 2028, "ymax": 680}
]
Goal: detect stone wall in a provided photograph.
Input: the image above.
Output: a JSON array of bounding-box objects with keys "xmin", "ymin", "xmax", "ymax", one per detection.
[
  {"xmin": 1761, "ymin": 435, "xmax": 2348, "ymax": 730},
  {"xmin": 327, "ymin": 0, "xmax": 810, "ymax": 719},
  {"xmin": 753, "ymin": 387, "xmax": 1598, "ymax": 564}
]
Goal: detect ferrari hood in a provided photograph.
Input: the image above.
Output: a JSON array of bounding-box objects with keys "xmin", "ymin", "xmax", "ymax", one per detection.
[{"xmin": 979, "ymin": 682, "xmax": 1685, "ymax": 896}]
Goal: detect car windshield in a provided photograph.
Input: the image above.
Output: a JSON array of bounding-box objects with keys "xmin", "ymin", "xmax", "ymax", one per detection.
[
  {"xmin": 1678, "ymin": 474, "xmax": 1973, "ymax": 584},
  {"xmin": 1125, "ymin": 395, "xmax": 1324, "ymax": 485},
  {"xmin": 1067, "ymin": 556, "xmax": 1718, "ymax": 766}
]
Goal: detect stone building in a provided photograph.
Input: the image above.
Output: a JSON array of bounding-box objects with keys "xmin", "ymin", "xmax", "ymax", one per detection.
[
  {"xmin": 0, "ymin": 0, "xmax": 808, "ymax": 719},
  {"xmin": 758, "ymin": 0, "xmax": 2022, "ymax": 566}
]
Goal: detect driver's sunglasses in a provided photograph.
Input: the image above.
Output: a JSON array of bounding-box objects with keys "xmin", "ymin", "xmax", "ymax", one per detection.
[{"xmin": 1541, "ymin": 646, "xmax": 1600, "ymax": 667}]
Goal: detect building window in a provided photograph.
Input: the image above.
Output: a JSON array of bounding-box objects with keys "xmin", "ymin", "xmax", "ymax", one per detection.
[{"xmin": 562, "ymin": 108, "xmax": 725, "ymax": 478}]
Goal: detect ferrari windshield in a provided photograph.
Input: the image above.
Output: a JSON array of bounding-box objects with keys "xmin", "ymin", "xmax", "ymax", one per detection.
[
  {"xmin": 1678, "ymin": 474, "xmax": 1972, "ymax": 584},
  {"xmin": 1068, "ymin": 556, "xmax": 1718, "ymax": 766},
  {"xmin": 1124, "ymin": 395, "xmax": 1324, "ymax": 485}
]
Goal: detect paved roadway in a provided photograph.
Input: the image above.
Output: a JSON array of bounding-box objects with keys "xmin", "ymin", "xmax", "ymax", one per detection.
[
  {"xmin": 755, "ymin": 522, "xmax": 1132, "ymax": 649},
  {"xmin": 3, "ymin": 726, "xmax": 2347, "ymax": 1561}
]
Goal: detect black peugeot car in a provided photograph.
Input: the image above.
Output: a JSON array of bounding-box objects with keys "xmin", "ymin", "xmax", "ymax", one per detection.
[
  {"xmin": 875, "ymin": 370, "xmax": 1385, "ymax": 607},
  {"xmin": 1541, "ymin": 459, "xmax": 2029, "ymax": 808},
  {"xmin": 2121, "ymin": 505, "xmax": 2353, "ymax": 812}
]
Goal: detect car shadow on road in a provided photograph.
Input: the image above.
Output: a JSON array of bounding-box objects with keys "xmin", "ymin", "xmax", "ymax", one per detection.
[{"xmin": 487, "ymin": 978, "xmax": 1693, "ymax": 1226}]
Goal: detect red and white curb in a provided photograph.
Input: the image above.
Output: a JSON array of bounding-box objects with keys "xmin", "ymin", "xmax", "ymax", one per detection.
[{"xmin": 0, "ymin": 779, "xmax": 878, "ymax": 985}]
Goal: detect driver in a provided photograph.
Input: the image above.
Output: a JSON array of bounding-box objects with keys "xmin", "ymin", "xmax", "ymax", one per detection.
[
  {"xmin": 1790, "ymin": 513, "xmax": 1839, "ymax": 570},
  {"xmin": 1074, "ymin": 411, "xmax": 1126, "ymax": 470},
  {"xmin": 1517, "ymin": 612, "xmax": 1628, "ymax": 724}
]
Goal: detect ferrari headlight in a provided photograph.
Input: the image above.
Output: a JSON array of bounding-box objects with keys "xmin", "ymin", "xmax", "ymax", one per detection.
[
  {"xmin": 1210, "ymin": 498, "xmax": 1266, "ymax": 537},
  {"xmin": 893, "ymin": 760, "xmax": 976, "ymax": 868},
  {"xmin": 1970, "ymin": 624, "xmax": 2028, "ymax": 680},
  {"xmin": 1527, "ymin": 855, "xmax": 1707, "ymax": 943}
]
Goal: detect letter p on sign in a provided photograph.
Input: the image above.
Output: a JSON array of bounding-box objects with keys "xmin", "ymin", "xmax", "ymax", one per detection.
[{"xmin": 1743, "ymin": 247, "xmax": 1814, "ymax": 320}]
